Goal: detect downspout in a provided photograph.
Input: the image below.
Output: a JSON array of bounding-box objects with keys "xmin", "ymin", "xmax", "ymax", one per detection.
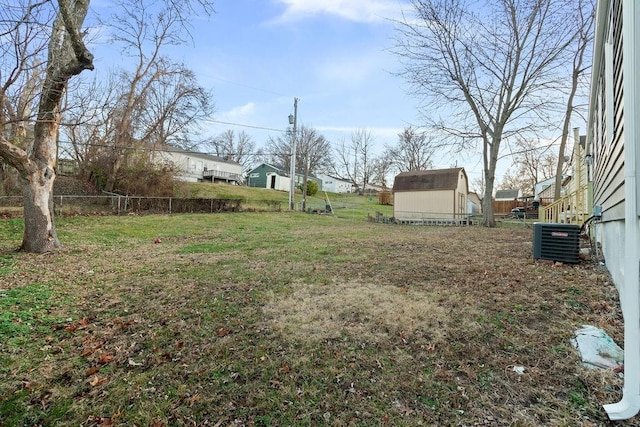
[{"xmin": 604, "ymin": 0, "xmax": 640, "ymax": 420}]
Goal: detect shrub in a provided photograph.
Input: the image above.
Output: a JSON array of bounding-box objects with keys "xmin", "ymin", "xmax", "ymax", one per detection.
[{"xmin": 301, "ymin": 180, "xmax": 319, "ymax": 196}]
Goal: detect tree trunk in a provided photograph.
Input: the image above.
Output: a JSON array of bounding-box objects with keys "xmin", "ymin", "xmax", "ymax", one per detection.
[
  {"xmin": 105, "ymin": 153, "xmax": 124, "ymax": 192},
  {"xmin": 554, "ymin": 67, "xmax": 580, "ymax": 200},
  {"xmin": 482, "ymin": 171, "xmax": 496, "ymax": 227},
  {"xmin": 482, "ymin": 135, "xmax": 500, "ymax": 227},
  {"xmin": 20, "ymin": 164, "xmax": 60, "ymax": 252},
  {"xmin": 554, "ymin": 79, "xmax": 577, "ymax": 200}
]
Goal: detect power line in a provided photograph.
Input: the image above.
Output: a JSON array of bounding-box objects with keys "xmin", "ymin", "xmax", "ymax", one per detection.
[
  {"xmin": 56, "ymin": 139, "xmax": 288, "ymax": 158},
  {"xmin": 202, "ymin": 118, "xmax": 286, "ymax": 133}
]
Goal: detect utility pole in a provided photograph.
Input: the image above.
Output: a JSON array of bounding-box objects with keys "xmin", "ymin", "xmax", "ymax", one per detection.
[{"xmin": 288, "ymin": 97, "xmax": 298, "ymax": 211}]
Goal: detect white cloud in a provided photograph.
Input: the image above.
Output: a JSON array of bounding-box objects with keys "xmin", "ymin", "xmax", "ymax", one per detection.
[
  {"xmin": 219, "ymin": 102, "xmax": 257, "ymax": 122},
  {"xmin": 272, "ymin": 0, "xmax": 405, "ymax": 24}
]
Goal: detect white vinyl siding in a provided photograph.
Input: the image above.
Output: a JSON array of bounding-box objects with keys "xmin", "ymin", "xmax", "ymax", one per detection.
[{"xmin": 593, "ymin": 0, "xmax": 625, "ymax": 222}]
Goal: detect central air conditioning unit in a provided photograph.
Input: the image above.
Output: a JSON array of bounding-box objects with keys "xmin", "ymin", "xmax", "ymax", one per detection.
[{"xmin": 533, "ymin": 223, "xmax": 581, "ymax": 263}]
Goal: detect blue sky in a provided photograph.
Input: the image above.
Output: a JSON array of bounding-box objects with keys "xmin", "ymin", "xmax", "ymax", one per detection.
[
  {"xmin": 195, "ymin": 1, "xmax": 422, "ymax": 144},
  {"xmin": 88, "ymin": 0, "xmax": 488, "ymax": 186}
]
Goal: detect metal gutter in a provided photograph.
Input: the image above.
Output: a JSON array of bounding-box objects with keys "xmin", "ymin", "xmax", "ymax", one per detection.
[{"xmin": 603, "ymin": 0, "xmax": 640, "ymax": 420}]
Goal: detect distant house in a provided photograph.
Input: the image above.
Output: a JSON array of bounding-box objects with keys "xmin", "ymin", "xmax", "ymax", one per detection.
[
  {"xmin": 583, "ymin": 0, "xmax": 640, "ymax": 420},
  {"xmin": 159, "ymin": 146, "xmax": 242, "ymax": 184},
  {"xmin": 467, "ymin": 191, "xmax": 482, "ymax": 214},
  {"xmin": 536, "ymin": 182, "xmax": 558, "ymax": 201},
  {"xmin": 362, "ymin": 183, "xmax": 387, "ymax": 194},
  {"xmin": 539, "ymin": 130, "xmax": 591, "ymax": 224},
  {"xmin": 534, "ymin": 176, "xmax": 559, "ymax": 201},
  {"xmin": 392, "ymin": 168, "xmax": 469, "ymax": 224},
  {"xmin": 494, "ymin": 189, "xmax": 522, "ymax": 201},
  {"xmin": 246, "ymin": 163, "xmax": 321, "ymax": 191},
  {"xmin": 316, "ymin": 173, "xmax": 352, "ymax": 193}
]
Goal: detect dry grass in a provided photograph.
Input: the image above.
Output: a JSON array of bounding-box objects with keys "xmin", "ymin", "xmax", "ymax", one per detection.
[
  {"xmin": 264, "ymin": 281, "xmax": 446, "ymax": 344},
  {"xmin": 0, "ymin": 213, "xmax": 632, "ymax": 426}
]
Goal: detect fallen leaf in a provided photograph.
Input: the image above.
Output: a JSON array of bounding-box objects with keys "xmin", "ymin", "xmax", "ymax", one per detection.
[
  {"xmin": 216, "ymin": 327, "xmax": 231, "ymax": 337},
  {"xmin": 99, "ymin": 353, "xmax": 115, "ymax": 364},
  {"xmin": 89, "ymin": 376, "xmax": 107, "ymax": 387},
  {"xmin": 86, "ymin": 366, "xmax": 100, "ymax": 376},
  {"xmin": 82, "ymin": 346, "xmax": 99, "ymax": 357}
]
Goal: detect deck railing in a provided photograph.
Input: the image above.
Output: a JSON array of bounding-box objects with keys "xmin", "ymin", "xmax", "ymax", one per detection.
[
  {"xmin": 202, "ymin": 169, "xmax": 242, "ymax": 182},
  {"xmin": 539, "ymin": 183, "xmax": 592, "ymax": 225}
]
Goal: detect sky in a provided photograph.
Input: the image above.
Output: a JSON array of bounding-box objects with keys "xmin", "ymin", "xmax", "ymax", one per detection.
[{"xmin": 86, "ymin": 0, "xmax": 498, "ymax": 189}]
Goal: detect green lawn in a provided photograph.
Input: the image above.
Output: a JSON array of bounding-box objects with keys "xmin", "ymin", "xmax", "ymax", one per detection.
[{"xmin": 0, "ymin": 211, "xmax": 628, "ymax": 426}]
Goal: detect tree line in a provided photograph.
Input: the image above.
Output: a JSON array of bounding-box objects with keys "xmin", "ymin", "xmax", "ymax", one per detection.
[{"xmin": 210, "ymin": 125, "xmax": 438, "ymax": 193}]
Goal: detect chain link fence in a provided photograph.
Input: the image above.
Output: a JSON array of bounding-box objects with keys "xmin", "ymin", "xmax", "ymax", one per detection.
[{"xmin": 0, "ymin": 195, "xmax": 283, "ymax": 216}]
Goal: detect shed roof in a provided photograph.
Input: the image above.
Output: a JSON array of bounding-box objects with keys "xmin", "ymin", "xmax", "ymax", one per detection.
[
  {"xmin": 166, "ymin": 145, "xmax": 240, "ymax": 165},
  {"xmin": 494, "ymin": 189, "xmax": 520, "ymax": 200},
  {"xmin": 392, "ymin": 168, "xmax": 465, "ymax": 192}
]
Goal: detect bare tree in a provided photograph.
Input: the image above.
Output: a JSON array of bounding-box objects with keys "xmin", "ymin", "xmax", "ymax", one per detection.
[
  {"xmin": 61, "ymin": 59, "xmax": 211, "ymax": 193},
  {"xmin": 333, "ymin": 138, "xmax": 354, "ymax": 189},
  {"xmin": 394, "ymin": 0, "xmax": 578, "ymax": 226},
  {"xmin": 296, "ymin": 127, "xmax": 331, "ymax": 209},
  {"xmin": 59, "ymin": 76, "xmax": 118, "ymax": 180},
  {"xmin": 553, "ymin": 0, "xmax": 594, "ymax": 200},
  {"xmin": 96, "ymin": 0, "xmax": 213, "ymax": 192},
  {"xmin": 386, "ymin": 126, "xmax": 435, "ymax": 173},
  {"xmin": 210, "ymin": 129, "xmax": 257, "ymax": 173},
  {"xmin": 138, "ymin": 65, "xmax": 211, "ymax": 150},
  {"xmin": 471, "ymin": 175, "xmax": 485, "ymax": 196},
  {"xmin": 371, "ymin": 154, "xmax": 394, "ymax": 189},
  {"xmin": 0, "ymin": 1, "xmax": 47, "ymax": 194},
  {"xmin": 0, "ymin": 0, "xmax": 94, "ymax": 252},
  {"xmin": 267, "ymin": 125, "xmax": 332, "ymax": 208},
  {"xmin": 500, "ymin": 139, "xmax": 558, "ymax": 195},
  {"xmin": 334, "ymin": 129, "xmax": 376, "ymax": 194}
]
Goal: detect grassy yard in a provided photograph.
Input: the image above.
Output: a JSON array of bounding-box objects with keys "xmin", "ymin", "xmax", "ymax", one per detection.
[{"xmin": 0, "ymin": 212, "xmax": 630, "ymax": 426}]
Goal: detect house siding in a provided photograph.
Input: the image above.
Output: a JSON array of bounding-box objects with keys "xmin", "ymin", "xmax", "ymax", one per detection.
[
  {"xmin": 317, "ymin": 174, "xmax": 352, "ymax": 193},
  {"xmin": 591, "ymin": 0, "xmax": 634, "ymax": 267},
  {"xmin": 248, "ymin": 164, "xmax": 280, "ymax": 189},
  {"xmin": 247, "ymin": 163, "xmax": 320, "ymax": 192},
  {"xmin": 159, "ymin": 149, "xmax": 241, "ymax": 183},
  {"xmin": 394, "ymin": 190, "xmax": 454, "ymax": 219},
  {"xmin": 593, "ymin": 0, "xmax": 626, "ymax": 223}
]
